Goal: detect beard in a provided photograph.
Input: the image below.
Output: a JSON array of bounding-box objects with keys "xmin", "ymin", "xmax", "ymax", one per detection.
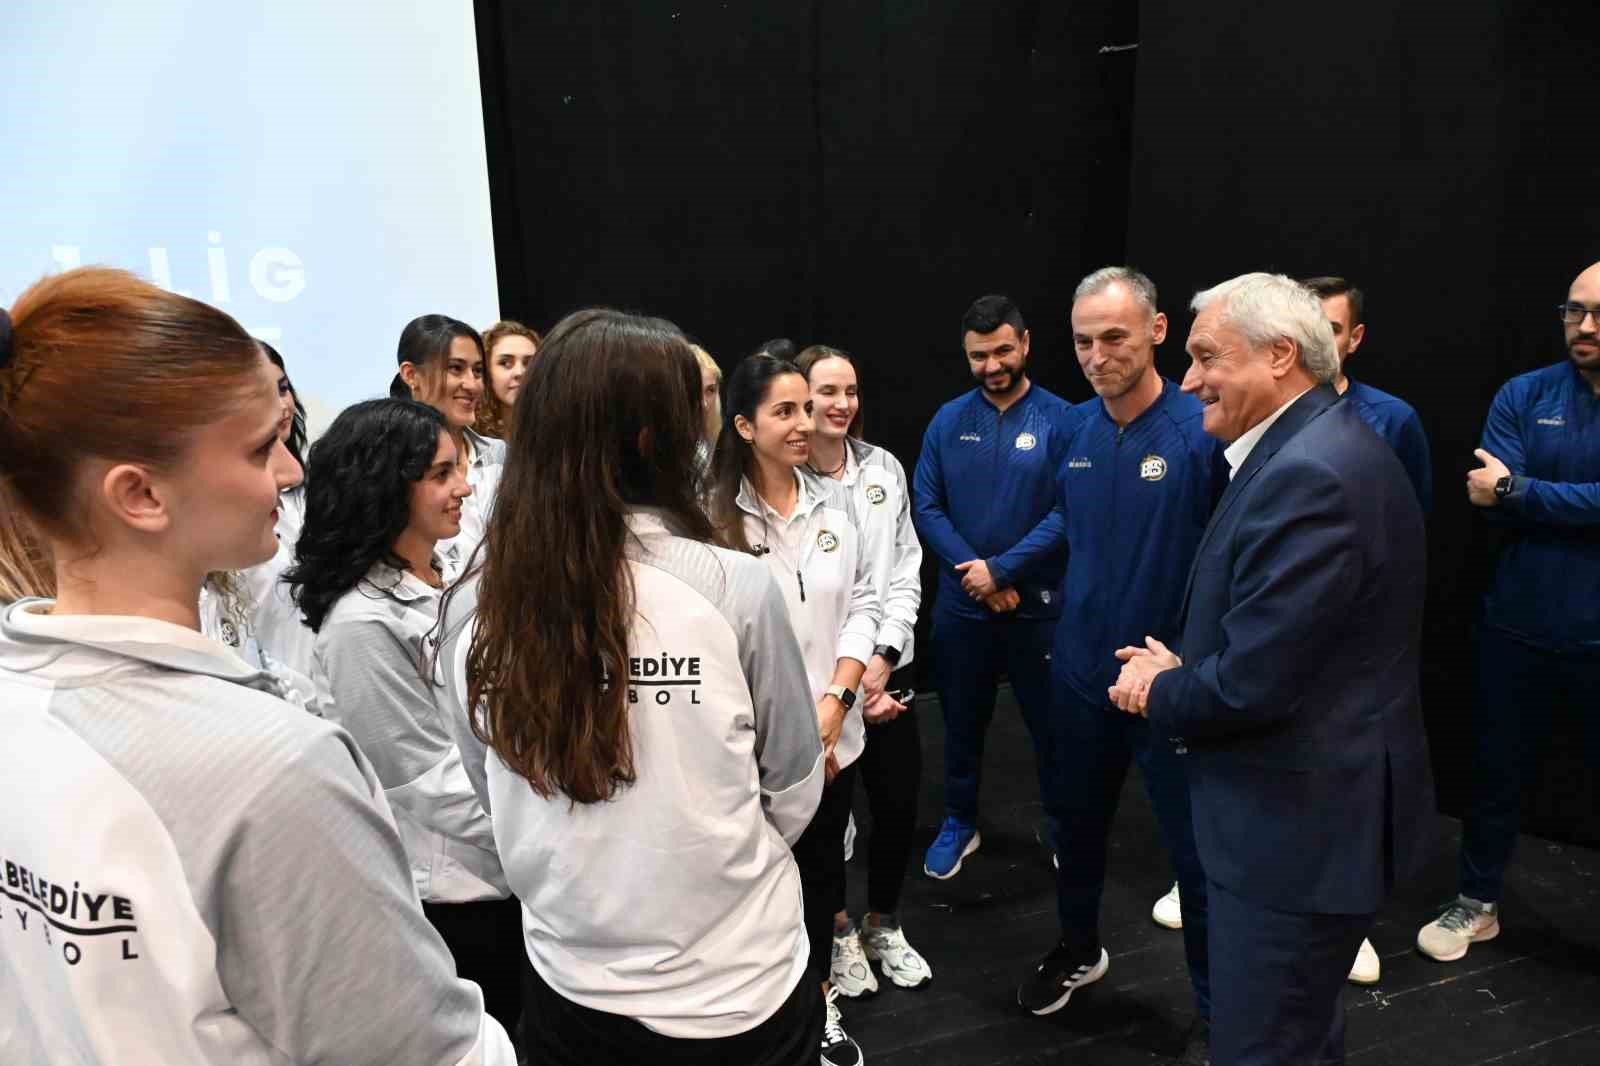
[
  {"xmin": 1570, "ymin": 337, "xmax": 1600, "ymax": 368},
  {"xmin": 977, "ymin": 367, "xmax": 1018, "ymax": 394}
]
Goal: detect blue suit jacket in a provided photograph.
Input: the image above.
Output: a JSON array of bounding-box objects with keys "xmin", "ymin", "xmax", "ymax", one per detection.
[{"xmin": 1146, "ymin": 386, "xmax": 1434, "ymax": 915}]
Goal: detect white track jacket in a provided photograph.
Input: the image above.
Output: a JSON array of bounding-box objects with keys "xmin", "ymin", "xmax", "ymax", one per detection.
[
  {"xmin": 844, "ymin": 439, "xmax": 923, "ymax": 667},
  {"xmin": 433, "ymin": 511, "xmax": 825, "ymax": 1038},
  {"xmin": 0, "ymin": 599, "xmax": 513, "ymax": 1065}
]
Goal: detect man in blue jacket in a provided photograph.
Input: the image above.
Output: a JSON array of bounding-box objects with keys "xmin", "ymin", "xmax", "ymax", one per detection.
[
  {"xmin": 1303, "ymin": 276, "xmax": 1433, "ymax": 513},
  {"xmin": 1016, "ymin": 268, "xmax": 1224, "ymax": 1062},
  {"xmin": 1418, "ymin": 259, "xmax": 1600, "ymax": 962},
  {"xmin": 913, "ymin": 294, "xmax": 1078, "ymax": 879},
  {"xmin": 1111, "ymin": 273, "xmax": 1432, "ymax": 1065}
]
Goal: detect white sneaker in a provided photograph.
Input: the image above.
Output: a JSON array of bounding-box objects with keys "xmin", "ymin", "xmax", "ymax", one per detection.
[
  {"xmin": 1348, "ymin": 937, "xmax": 1380, "ymax": 984},
  {"xmin": 821, "ymin": 985, "xmax": 864, "ymax": 1066},
  {"xmin": 1152, "ymin": 882, "xmax": 1182, "ymax": 929},
  {"xmin": 830, "ymin": 927, "xmax": 879, "ymax": 998},
  {"xmin": 861, "ymin": 920, "xmax": 933, "ymax": 989},
  {"xmin": 843, "ymin": 812, "xmax": 857, "ymax": 862},
  {"xmin": 1417, "ymin": 896, "xmax": 1500, "ymax": 962}
]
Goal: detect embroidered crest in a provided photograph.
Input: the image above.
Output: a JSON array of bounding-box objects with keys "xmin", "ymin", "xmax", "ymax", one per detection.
[
  {"xmin": 1139, "ymin": 454, "xmax": 1168, "ymax": 481},
  {"xmin": 817, "ymin": 530, "xmax": 840, "ymax": 553},
  {"xmin": 865, "ymin": 484, "xmax": 887, "ymax": 505},
  {"xmin": 219, "ymin": 619, "xmax": 240, "ymax": 647},
  {"xmin": 1014, "ymin": 431, "xmax": 1037, "ymax": 451}
]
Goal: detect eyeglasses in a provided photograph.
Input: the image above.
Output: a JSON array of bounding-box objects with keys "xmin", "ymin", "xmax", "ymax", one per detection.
[{"xmin": 1558, "ymin": 302, "xmax": 1600, "ymax": 326}]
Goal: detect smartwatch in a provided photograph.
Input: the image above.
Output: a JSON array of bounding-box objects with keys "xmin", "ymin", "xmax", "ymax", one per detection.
[
  {"xmin": 824, "ymin": 684, "xmax": 856, "ymax": 710},
  {"xmin": 1494, "ymin": 475, "xmax": 1515, "ymax": 500},
  {"xmin": 872, "ymin": 644, "xmax": 902, "ymax": 666}
]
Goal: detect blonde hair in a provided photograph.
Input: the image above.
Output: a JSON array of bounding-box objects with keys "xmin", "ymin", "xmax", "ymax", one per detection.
[
  {"xmin": 478, "ymin": 319, "xmax": 542, "ymax": 439},
  {"xmin": 690, "ymin": 344, "xmax": 722, "ymax": 445},
  {"xmin": 0, "ymin": 505, "xmax": 53, "ymax": 602}
]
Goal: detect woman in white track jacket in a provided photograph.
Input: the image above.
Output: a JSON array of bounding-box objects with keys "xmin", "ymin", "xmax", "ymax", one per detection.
[
  {"xmin": 432, "ymin": 309, "xmax": 826, "ymax": 1065},
  {"xmin": 0, "ymin": 268, "xmax": 513, "ymax": 1065}
]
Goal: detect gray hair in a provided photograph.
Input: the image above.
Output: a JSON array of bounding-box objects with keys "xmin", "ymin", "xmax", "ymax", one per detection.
[
  {"xmin": 1074, "ymin": 266, "xmax": 1159, "ymax": 320},
  {"xmin": 1189, "ymin": 272, "xmax": 1338, "ymax": 384}
]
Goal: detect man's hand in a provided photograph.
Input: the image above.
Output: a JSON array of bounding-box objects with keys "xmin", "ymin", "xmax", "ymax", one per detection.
[
  {"xmin": 982, "ymin": 588, "xmax": 1021, "ymax": 613},
  {"xmin": 1108, "ymin": 636, "xmax": 1182, "ymax": 716},
  {"xmin": 862, "ymin": 654, "xmax": 893, "ymax": 702},
  {"xmin": 956, "ymin": 558, "xmax": 998, "ymax": 598},
  {"xmin": 1467, "ymin": 448, "xmax": 1510, "ymax": 508}
]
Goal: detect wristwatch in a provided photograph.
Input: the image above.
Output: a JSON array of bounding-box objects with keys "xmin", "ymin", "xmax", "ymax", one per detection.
[
  {"xmin": 824, "ymin": 684, "xmax": 857, "ymax": 710},
  {"xmin": 1494, "ymin": 475, "xmax": 1515, "ymax": 500},
  {"xmin": 872, "ymin": 644, "xmax": 902, "ymax": 666}
]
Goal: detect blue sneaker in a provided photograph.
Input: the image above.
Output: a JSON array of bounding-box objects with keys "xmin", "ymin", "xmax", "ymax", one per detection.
[{"xmin": 923, "ymin": 817, "xmax": 981, "ymax": 880}]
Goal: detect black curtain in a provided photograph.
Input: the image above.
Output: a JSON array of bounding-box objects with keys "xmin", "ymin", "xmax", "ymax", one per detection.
[{"xmin": 475, "ymin": 0, "xmax": 1598, "ymax": 844}]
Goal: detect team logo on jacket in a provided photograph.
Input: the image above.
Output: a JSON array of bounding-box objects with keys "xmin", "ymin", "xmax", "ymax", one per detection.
[
  {"xmin": 817, "ymin": 530, "xmax": 840, "ymax": 552},
  {"xmin": 1015, "ymin": 431, "xmax": 1037, "ymax": 451},
  {"xmin": 1139, "ymin": 454, "xmax": 1168, "ymax": 481},
  {"xmin": 627, "ymin": 654, "xmax": 704, "ymax": 706},
  {"xmin": 865, "ymin": 484, "xmax": 887, "ymax": 505}
]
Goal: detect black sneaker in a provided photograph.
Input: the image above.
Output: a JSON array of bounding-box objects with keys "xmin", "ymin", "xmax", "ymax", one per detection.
[
  {"xmin": 1017, "ymin": 938, "xmax": 1109, "ymax": 1015},
  {"xmin": 1173, "ymin": 1016, "xmax": 1210, "ymax": 1065},
  {"xmin": 821, "ymin": 986, "xmax": 863, "ymax": 1066}
]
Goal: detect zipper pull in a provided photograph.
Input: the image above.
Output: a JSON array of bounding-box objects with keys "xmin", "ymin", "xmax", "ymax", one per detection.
[{"xmin": 797, "ymin": 570, "xmax": 806, "ymax": 602}]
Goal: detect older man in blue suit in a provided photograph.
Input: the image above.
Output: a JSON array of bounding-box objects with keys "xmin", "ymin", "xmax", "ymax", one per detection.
[{"xmin": 1109, "ymin": 273, "xmax": 1433, "ymax": 1066}]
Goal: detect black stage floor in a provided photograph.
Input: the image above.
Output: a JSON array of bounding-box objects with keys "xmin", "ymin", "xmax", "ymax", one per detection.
[{"xmin": 842, "ymin": 687, "xmax": 1600, "ymax": 1065}]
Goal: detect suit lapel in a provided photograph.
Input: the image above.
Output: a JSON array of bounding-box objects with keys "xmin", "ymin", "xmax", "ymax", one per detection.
[{"xmin": 1177, "ymin": 386, "xmax": 1341, "ymax": 626}]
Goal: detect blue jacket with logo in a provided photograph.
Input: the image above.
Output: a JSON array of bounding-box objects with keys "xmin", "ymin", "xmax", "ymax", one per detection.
[
  {"xmin": 1053, "ymin": 381, "xmax": 1228, "ymax": 703},
  {"xmin": 1344, "ymin": 378, "xmax": 1433, "ymax": 514},
  {"xmin": 1479, "ymin": 362, "xmax": 1600, "ymax": 650},
  {"xmin": 913, "ymin": 382, "xmax": 1079, "ymax": 621}
]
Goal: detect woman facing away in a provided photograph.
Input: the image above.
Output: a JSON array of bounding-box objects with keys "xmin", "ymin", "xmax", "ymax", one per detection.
[
  {"xmin": 392, "ymin": 314, "xmax": 504, "ymax": 566},
  {"xmin": 0, "ymin": 268, "xmax": 514, "ymax": 1065},
  {"xmin": 432, "ymin": 309, "xmax": 826, "ymax": 1066},
  {"xmin": 476, "ymin": 319, "xmax": 540, "ymax": 440},
  {"xmin": 283, "ymin": 397, "xmax": 522, "ymax": 1036},
  {"xmin": 706, "ymin": 352, "xmax": 883, "ymax": 1066},
  {"xmin": 797, "ymin": 344, "xmax": 933, "ymax": 999}
]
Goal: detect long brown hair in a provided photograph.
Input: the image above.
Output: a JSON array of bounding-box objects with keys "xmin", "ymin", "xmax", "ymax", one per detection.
[
  {"xmin": 0, "ymin": 268, "xmax": 262, "ymax": 566},
  {"xmin": 476, "ymin": 319, "xmax": 541, "ymax": 440},
  {"xmin": 458, "ymin": 308, "xmax": 713, "ymax": 804}
]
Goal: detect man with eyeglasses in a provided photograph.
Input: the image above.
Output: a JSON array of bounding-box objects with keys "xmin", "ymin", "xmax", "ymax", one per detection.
[{"xmin": 1418, "ymin": 260, "xmax": 1600, "ymax": 963}]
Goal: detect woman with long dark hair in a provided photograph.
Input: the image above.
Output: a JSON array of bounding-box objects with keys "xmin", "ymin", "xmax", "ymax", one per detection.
[
  {"xmin": 0, "ymin": 268, "xmax": 514, "ymax": 1064},
  {"xmin": 243, "ymin": 341, "xmax": 318, "ymax": 680},
  {"xmin": 432, "ymin": 309, "xmax": 825, "ymax": 1065},
  {"xmin": 706, "ymin": 352, "xmax": 882, "ymax": 1066},
  {"xmin": 285, "ymin": 397, "xmax": 521, "ymax": 1034},
  {"xmin": 796, "ymin": 344, "xmax": 932, "ymax": 998},
  {"xmin": 392, "ymin": 314, "xmax": 503, "ymax": 564}
]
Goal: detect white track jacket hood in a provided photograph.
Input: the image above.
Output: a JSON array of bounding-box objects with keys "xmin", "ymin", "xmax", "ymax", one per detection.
[
  {"xmin": 0, "ymin": 599, "xmax": 513, "ymax": 1066},
  {"xmin": 434, "ymin": 511, "xmax": 825, "ymax": 1039}
]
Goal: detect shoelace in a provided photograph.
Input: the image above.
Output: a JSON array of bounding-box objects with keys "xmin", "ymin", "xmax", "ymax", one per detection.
[
  {"xmin": 823, "ymin": 987, "xmax": 848, "ymax": 1044},
  {"xmin": 1436, "ymin": 902, "xmax": 1483, "ymax": 932}
]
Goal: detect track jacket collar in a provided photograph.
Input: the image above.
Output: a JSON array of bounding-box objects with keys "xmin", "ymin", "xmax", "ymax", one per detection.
[{"xmin": 0, "ymin": 597, "xmax": 267, "ymax": 685}]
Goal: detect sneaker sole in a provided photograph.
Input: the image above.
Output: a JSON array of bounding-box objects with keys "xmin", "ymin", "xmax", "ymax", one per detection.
[
  {"xmin": 1151, "ymin": 908, "xmax": 1183, "ymax": 930},
  {"xmin": 1022, "ymin": 948, "xmax": 1109, "ymax": 1016},
  {"xmin": 1347, "ymin": 966, "xmax": 1381, "ymax": 985},
  {"xmin": 1418, "ymin": 920, "xmax": 1500, "ymax": 963},
  {"xmin": 923, "ymin": 830, "xmax": 982, "ymax": 881}
]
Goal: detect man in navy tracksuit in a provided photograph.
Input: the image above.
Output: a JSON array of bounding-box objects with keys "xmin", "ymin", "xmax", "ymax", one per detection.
[
  {"xmin": 1014, "ymin": 270, "xmax": 1224, "ymax": 1062},
  {"xmin": 913, "ymin": 293, "xmax": 1079, "ymax": 879},
  {"xmin": 1418, "ymin": 259, "xmax": 1600, "ymax": 963},
  {"xmin": 1303, "ymin": 276, "xmax": 1433, "ymax": 513}
]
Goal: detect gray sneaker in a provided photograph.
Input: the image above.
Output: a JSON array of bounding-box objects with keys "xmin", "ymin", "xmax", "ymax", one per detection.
[{"xmin": 1417, "ymin": 896, "xmax": 1500, "ymax": 962}]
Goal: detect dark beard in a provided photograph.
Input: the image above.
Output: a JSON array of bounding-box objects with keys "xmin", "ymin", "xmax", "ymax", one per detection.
[{"xmin": 979, "ymin": 370, "xmax": 1016, "ymax": 393}]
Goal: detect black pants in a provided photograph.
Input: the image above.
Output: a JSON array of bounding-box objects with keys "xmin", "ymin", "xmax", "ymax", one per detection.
[
  {"xmin": 423, "ymin": 896, "xmax": 525, "ymax": 1040},
  {"xmin": 520, "ymin": 946, "xmax": 823, "ymax": 1066},
  {"xmin": 791, "ymin": 761, "xmax": 859, "ymax": 985},
  {"xmin": 855, "ymin": 668, "xmax": 922, "ymax": 916},
  {"xmin": 1460, "ymin": 625, "xmax": 1600, "ymax": 901}
]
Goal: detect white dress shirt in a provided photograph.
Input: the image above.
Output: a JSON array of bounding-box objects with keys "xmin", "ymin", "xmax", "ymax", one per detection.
[{"xmin": 1223, "ymin": 386, "xmax": 1314, "ymax": 479}]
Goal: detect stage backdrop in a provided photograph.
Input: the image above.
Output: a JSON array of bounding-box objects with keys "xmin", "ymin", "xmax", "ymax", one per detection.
[
  {"xmin": 479, "ymin": 0, "xmax": 1597, "ymax": 846},
  {"xmin": 0, "ymin": 0, "xmax": 499, "ymax": 434}
]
